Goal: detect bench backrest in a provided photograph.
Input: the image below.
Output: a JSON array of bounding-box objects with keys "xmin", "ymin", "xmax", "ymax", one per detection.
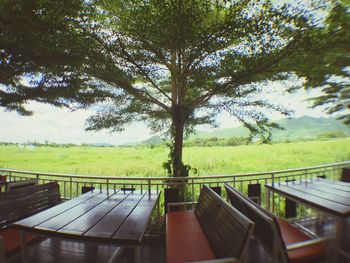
[
  {"xmin": 7, "ymin": 179, "xmax": 39, "ymax": 191},
  {"xmin": 224, "ymin": 184, "xmax": 289, "ymax": 263},
  {"xmin": 0, "ymin": 182, "xmax": 60, "ymax": 228},
  {"xmin": 195, "ymin": 185, "xmax": 254, "ymax": 263}
]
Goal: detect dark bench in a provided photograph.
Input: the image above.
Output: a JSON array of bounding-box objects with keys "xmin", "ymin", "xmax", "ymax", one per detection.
[
  {"xmin": 224, "ymin": 183, "xmax": 328, "ymax": 263},
  {"xmin": 7, "ymin": 178, "xmax": 39, "ymax": 191},
  {"xmin": 166, "ymin": 185, "xmax": 254, "ymax": 263},
  {"xmin": 0, "ymin": 182, "xmax": 60, "ymax": 262}
]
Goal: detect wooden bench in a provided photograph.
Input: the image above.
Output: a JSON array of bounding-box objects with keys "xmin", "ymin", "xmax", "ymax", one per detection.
[
  {"xmin": 7, "ymin": 179, "xmax": 39, "ymax": 191},
  {"xmin": 0, "ymin": 182, "xmax": 60, "ymax": 262},
  {"xmin": 166, "ymin": 185, "xmax": 254, "ymax": 263},
  {"xmin": 224, "ymin": 183, "xmax": 328, "ymax": 263}
]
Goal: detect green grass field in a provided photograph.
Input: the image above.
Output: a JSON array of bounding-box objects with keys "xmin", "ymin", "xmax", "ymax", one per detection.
[{"xmin": 0, "ymin": 138, "xmax": 350, "ymax": 177}]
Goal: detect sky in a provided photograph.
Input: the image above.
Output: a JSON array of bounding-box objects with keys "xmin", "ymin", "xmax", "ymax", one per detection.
[{"xmin": 0, "ymin": 88, "xmax": 329, "ymax": 145}]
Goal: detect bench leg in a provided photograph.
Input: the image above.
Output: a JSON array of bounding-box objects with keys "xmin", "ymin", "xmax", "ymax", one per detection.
[
  {"xmin": 20, "ymin": 230, "xmax": 28, "ymax": 263},
  {"xmin": 134, "ymin": 246, "xmax": 140, "ymax": 263},
  {"xmin": 333, "ymin": 218, "xmax": 346, "ymax": 263},
  {"xmin": 0, "ymin": 236, "xmax": 7, "ymax": 263},
  {"xmin": 107, "ymin": 247, "xmax": 124, "ymax": 263}
]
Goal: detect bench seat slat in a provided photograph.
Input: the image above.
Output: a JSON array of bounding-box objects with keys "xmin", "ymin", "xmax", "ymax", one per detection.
[
  {"xmin": 166, "ymin": 210, "xmax": 215, "ymax": 263},
  {"xmin": 276, "ymin": 218, "xmax": 326, "ymax": 263},
  {"xmin": 166, "ymin": 185, "xmax": 254, "ymax": 263}
]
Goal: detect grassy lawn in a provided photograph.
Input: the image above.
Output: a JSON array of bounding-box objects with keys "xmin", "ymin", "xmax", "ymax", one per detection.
[{"xmin": 0, "ymin": 138, "xmax": 349, "ymax": 177}]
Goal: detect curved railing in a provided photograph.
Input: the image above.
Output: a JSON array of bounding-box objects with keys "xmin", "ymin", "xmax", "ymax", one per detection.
[{"xmin": 1, "ymin": 161, "xmax": 349, "ymax": 207}]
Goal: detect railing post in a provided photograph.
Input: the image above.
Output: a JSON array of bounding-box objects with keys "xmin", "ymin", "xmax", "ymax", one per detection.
[
  {"xmin": 70, "ymin": 177, "xmax": 73, "ymax": 199},
  {"xmin": 148, "ymin": 180, "xmax": 151, "ymax": 199},
  {"xmin": 191, "ymin": 178, "xmax": 195, "ymax": 205},
  {"xmin": 107, "ymin": 179, "xmax": 109, "ymax": 195}
]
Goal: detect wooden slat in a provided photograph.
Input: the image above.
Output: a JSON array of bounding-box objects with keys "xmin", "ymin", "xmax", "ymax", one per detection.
[
  {"xmin": 15, "ymin": 191, "xmax": 99, "ymax": 228},
  {"xmin": 299, "ymin": 182, "xmax": 350, "ymax": 198},
  {"xmin": 35, "ymin": 192, "xmax": 117, "ymax": 231},
  {"xmin": 59, "ymin": 192, "xmax": 129, "ymax": 235},
  {"xmin": 225, "ymin": 184, "xmax": 281, "ymax": 256},
  {"xmin": 11, "ymin": 188, "xmax": 161, "ymax": 248},
  {"xmin": 0, "ymin": 182, "xmax": 60, "ymax": 227},
  {"xmin": 194, "ymin": 185, "xmax": 253, "ymax": 259},
  {"xmin": 266, "ymin": 183, "xmax": 350, "ymax": 217},
  {"xmin": 284, "ymin": 182, "xmax": 350, "ymax": 206},
  {"xmin": 317, "ymin": 177, "xmax": 350, "ymax": 187},
  {"xmin": 113, "ymin": 193, "xmax": 159, "ymax": 244},
  {"xmin": 312, "ymin": 179, "xmax": 350, "ymax": 193},
  {"xmin": 84, "ymin": 193, "xmax": 146, "ymax": 239}
]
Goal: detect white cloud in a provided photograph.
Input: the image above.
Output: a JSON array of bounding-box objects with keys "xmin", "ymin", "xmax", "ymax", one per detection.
[
  {"xmin": 0, "ymin": 103, "xmax": 152, "ymax": 145},
  {"xmin": 0, "ymin": 88, "xmax": 330, "ymax": 144}
]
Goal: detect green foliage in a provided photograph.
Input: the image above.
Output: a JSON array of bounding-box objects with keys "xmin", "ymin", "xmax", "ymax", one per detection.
[
  {"xmin": 0, "ymin": 139, "xmax": 349, "ymax": 176},
  {"xmin": 282, "ymin": 1, "xmax": 350, "ymax": 123},
  {"xmin": 2, "ymin": 0, "xmax": 348, "ymax": 177},
  {"xmin": 0, "ymin": 0, "xmax": 110, "ymax": 115},
  {"xmin": 316, "ymin": 131, "xmax": 348, "ymax": 140},
  {"xmin": 184, "ymin": 136, "xmax": 249, "ymax": 147},
  {"xmin": 80, "ymin": 0, "xmax": 342, "ymax": 176}
]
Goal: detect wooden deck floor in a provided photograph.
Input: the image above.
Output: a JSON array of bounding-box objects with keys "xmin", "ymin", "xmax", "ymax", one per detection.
[
  {"xmin": 10, "ymin": 236, "xmax": 165, "ymax": 263},
  {"xmin": 9, "ymin": 218, "xmax": 349, "ymax": 263}
]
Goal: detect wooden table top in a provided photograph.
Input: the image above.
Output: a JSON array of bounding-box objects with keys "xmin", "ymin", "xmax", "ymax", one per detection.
[
  {"xmin": 265, "ymin": 178, "xmax": 350, "ymax": 218},
  {"xmin": 12, "ymin": 189, "xmax": 160, "ymax": 245}
]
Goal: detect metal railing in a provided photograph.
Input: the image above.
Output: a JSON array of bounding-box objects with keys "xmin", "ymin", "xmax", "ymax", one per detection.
[{"xmin": 1, "ymin": 161, "xmax": 349, "ymax": 213}]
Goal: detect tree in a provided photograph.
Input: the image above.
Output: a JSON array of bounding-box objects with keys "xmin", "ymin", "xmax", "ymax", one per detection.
[
  {"xmin": 311, "ymin": 1, "xmax": 350, "ymax": 124},
  {"xmin": 0, "ymin": 0, "xmax": 108, "ymax": 115},
  {"xmin": 1, "ymin": 0, "xmax": 343, "ymax": 177},
  {"xmin": 83, "ymin": 0, "xmax": 333, "ymax": 176},
  {"xmin": 282, "ymin": 0, "xmax": 350, "ymax": 124}
]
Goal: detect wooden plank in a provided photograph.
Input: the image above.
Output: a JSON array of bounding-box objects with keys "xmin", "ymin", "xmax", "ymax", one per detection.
[
  {"xmin": 317, "ymin": 178, "xmax": 350, "ymax": 187},
  {"xmin": 312, "ymin": 180, "xmax": 350, "ymax": 193},
  {"xmin": 1, "ymin": 182, "xmax": 61, "ymax": 227},
  {"xmin": 227, "ymin": 184, "xmax": 276, "ymax": 252},
  {"xmin": 298, "ymin": 182, "xmax": 350, "ymax": 198},
  {"xmin": 113, "ymin": 193, "xmax": 159, "ymax": 244},
  {"xmin": 195, "ymin": 186, "xmax": 253, "ymax": 259},
  {"xmin": 266, "ymin": 184, "xmax": 350, "ymax": 216},
  {"xmin": 112, "ymin": 205, "xmax": 152, "ymax": 243},
  {"xmin": 15, "ymin": 191, "xmax": 99, "ymax": 228},
  {"xmin": 35, "ymin": 192, "xmax": 117, "ymax": 231},
  {"xmin": 59, "ymin": 192, "xmax": 130, "ymax": 235},
  {"xmin": 84, "ymin": 193, "xmax": 146, "ymax": 239},
  {"xmin": 284, "ymin": 183, "xmax": 350, "ymax": 206}
]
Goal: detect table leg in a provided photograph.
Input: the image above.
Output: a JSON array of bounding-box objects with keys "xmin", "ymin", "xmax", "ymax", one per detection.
[
  {"xmin": 134, "ymin": 246, "xmax": 140, "ymax": 263},
  {"xmin": 157, "ymin": 197, "xmax": 160, "ymax": 231},
  {"xmin": 20, "ymin": 230, "xmax": 28, "ymax": 263},
  {"xmin": 0, "ymin": 236, "xmax": 6, "ymax": 263},
  {"xmin": 333, "ymin": 218, "xmax": 346, "ymax": 263},
  {"xmin": 266, "ymin": 189, "xmax": 270, "ymax": 211},
  {"xmin": 107, "ymin": 247, "xmax": 124, "ymax": 263}
]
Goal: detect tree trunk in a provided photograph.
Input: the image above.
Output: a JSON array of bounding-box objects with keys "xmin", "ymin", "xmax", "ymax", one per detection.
[{"xmin": 172, "ymin": 106, "xmax": 184, "ymax": 177}]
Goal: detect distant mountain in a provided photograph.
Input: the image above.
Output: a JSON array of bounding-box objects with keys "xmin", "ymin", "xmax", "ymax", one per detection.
[
  {"xmin": 190, "ymin": 116, "xmax": 350, "ymax": 141},
  {"xmin": 141, "ymin": 135, "xmax": 165, "ymax": 145},
  {"xmin": 271, "ymin": 116, "xmax": 350, "ymax": 141},
  {"xmin": 137, "ymin": 116, "xmax": 350, "ymax": 145}
]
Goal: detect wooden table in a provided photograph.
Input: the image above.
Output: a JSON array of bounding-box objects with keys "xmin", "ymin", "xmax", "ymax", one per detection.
[
  {"xmin": 266, "ymin": 178, "xmax": 350, "ymax": 262},
  {"xmin": 12, "ymin": 189, "xmax": 161, "ymax": 263}
]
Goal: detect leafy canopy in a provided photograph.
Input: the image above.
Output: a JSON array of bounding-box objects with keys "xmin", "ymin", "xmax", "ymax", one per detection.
[
  {"xmin": 84, "ymin": 0, "xmax": 330, "ymax": 139},
  {"xmin": 0, "ymin": 0, "xmax": 109, "ymax": 115}
]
